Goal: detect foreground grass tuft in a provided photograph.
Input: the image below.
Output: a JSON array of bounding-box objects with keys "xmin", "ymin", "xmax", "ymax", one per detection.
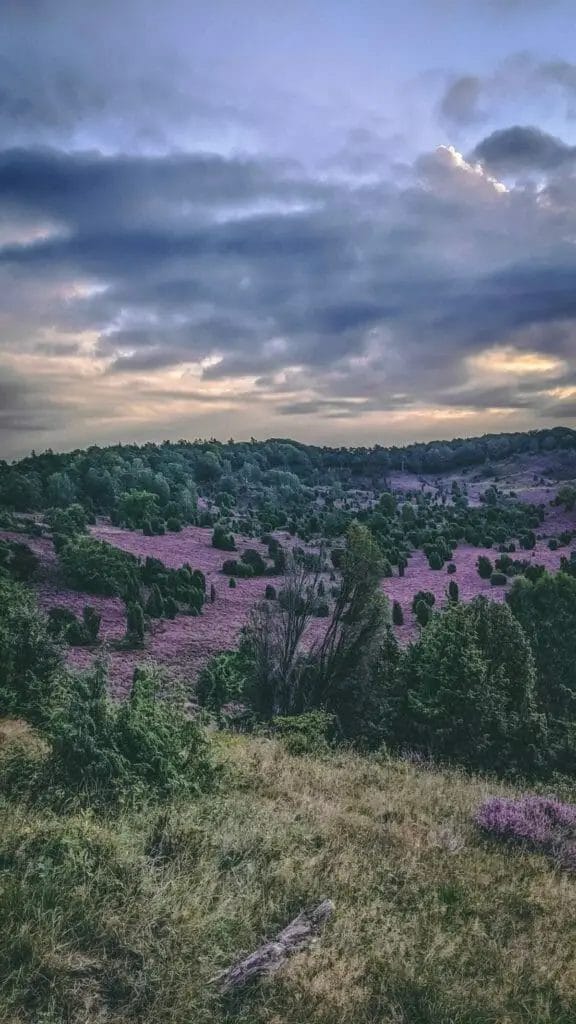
[{"xmin": 2, "ymin": 733, "xmax": 576, "ymax": 1023}]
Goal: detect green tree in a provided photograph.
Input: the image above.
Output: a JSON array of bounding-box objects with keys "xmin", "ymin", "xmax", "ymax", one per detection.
[{"xmin": 397, "ymin": 597, "xmax": 544, "ymax": 772}]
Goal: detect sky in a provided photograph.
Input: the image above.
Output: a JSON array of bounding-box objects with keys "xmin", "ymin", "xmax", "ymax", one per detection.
[{"xmin": 2, "ymin": 0, "xmax": 576, "ymax": 459}]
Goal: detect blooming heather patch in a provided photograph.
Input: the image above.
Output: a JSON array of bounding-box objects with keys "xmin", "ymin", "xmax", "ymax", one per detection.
[{"xmin": 474, "ymin": 795, "xmax": 576, "ymax": 871}]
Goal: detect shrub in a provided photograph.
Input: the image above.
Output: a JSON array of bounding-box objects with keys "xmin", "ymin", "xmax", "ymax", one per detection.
[
  {"xmin": 490, "ymin": 572, "xmax": 507, "ymax": 587},
  {"xmin": 46, "ymin": 663, "xmax": 215, "ymax": 800},
  {"xmin": 164, "ymin": 595, "xmax": 178, "ymax": 620},
  {"xmin": 477, "ymin": 555, "xmax": 493, "ymax": 580},
  {"xmin": 265, "ymin": 584, "xmax": 277, "ymax": 600},
  {"xmin": 212, "ymin": 525, "xmax": 235, "ymax": 551},
  {"xmin": 222, "ymin": 559, "xmax": 253, "ymax": 578},
  {"xmin": 271, "ymin": 711, "xmax": 335, "ymax": 754},
  {"xmin": 520, "ymin": 531, "xmax": 536, "ymax": 550},
  {"xmin": 60, "ymin": 536, "xmax": 139, "ymax": 596},
  {"xmin": 428, "ymin": 550, "xmax": 444, "ymax": 570},
  {"xmin": 392, "ymin": 600, "xmax": 404, "ymax": 625},
  {"xmin": 196, "ymin": 651, "xmax": 247, "ymax": 714},
  {"xmin": 411, "ymin": 590, "xmax": 435, "ymax": 612},
  {"xmin": 125, "ymin": 601, "xmax": 145, "ymax": 647},
  {"xmin": 166, "ymin": 517, "xmax": 182, "ymax": 532},
  {"xmin": 146, "ymin": 584, "xmax": 165, "ymax": 619},
  {"xmin": 228, "ymin": 577, "xmax": 236, "ymax": 589},
  {"xmin": 447, "ymin": 562, "xmax": 457, "ymax": 574},
  {"xmin": 0, "ymin": 577, "xmax": 62, "ymax": 726},
  {"xmin": 241, "ymin": 548, "xmax": 267, "ymax": 575},
  {"xmin": 448, "ymin": 580, "xmax": 459, "ymax": 602},
  {"xmin": 0, "ymin": 540, "xmax": 39, "ymax": 581},
  {"xmin": 414, "ymin": 599, "xmax": 431, "ymax": 627}
]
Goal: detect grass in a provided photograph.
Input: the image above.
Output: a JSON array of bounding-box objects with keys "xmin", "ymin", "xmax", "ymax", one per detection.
[{"xmin": 2, "ymin": 730, "xmax": 576, "ymax": 1023}]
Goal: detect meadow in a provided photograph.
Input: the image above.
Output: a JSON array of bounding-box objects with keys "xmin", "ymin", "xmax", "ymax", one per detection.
[{"xmin": 3, "ymin": 725, "xmax": 576, "ymax": 1024}]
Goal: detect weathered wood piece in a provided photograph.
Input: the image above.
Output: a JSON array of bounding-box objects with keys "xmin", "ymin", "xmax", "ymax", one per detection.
[{"xmin": 213, "ymin": 898, "xmax": 334, "ymax": 992}]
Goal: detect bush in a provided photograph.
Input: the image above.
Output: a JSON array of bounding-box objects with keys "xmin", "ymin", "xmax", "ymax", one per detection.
[
  {"xmin": 447, "ymin": 562, "xmax": 457, "ymax": 574},
  {"xmin": 448, "ymin": 580, "xmax": 459, "ymax": 602},
  {"xmin": 212, "ymin": 525, "xmax": 235, "ymax": 551},
  {"xmin": 241, "ymin": 548, "xmax": 267, "ymax": 575},
  {"xmin": 414, "ymin": 599, "xmax": 432, "ymax": 627},
  {"xmin": 46, "ymin": 663, "xmax": 216, "ymax": 800},
  {"xmin": 411, "ymin": 591, "xmax": 435, "ymax": 612},
  {"xmin": 477, "ymin": 555, "xmax": 493, "ymax": 580},
  {"xmin": 228, "ymin": 577, "xmax": 236, "ymax": 589},
  {"xmin": 0, "ymin": 540, "xmax": 39, "ymax": 581},
  {"xmin": 196, "ymin": 651, "xmax": 247, "ymax": 713},
  {"xmin": 490, "ymin": 572, "xmax": 507, "ymax": 587},
  {"xmin": 428, "ymin": 550, "xmax": 444, "ymax": 570},
  {"xmin": 146, "ymin": 584, "xmax": 165, "ymax": 619},
  {"xmin": 125, "ymin": 601, "xmax": 145, "ymax": 647},
  {"xmin": 0, "ymin": 577, "xmax": 62, "ymax": 726},
  {"xmin": 392, "ymin": 600, "xmax": 404, "ymax": 625},
  {"xmin": 271, "ymin": 711, "xmax": 335, "ymax": 754},
  {"xmin": 59, "ymin": 536, "xmax": 139, "ymax": 596},
  {"xmin": 166, "ymin": 517, "xmax": 182, "ymax": 532},
  {"xmin": 265, "ymin": 584, "xmax": 277, "ymax": 600},
  {"xmin": 222, "ymin": 559, "xmax": 253, "ymax": 578}
]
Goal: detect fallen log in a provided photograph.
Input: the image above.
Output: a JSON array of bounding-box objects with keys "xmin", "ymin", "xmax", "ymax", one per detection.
[{"xmin": 213, "ymin": 898, "xmax": 334, "ymax": 992}]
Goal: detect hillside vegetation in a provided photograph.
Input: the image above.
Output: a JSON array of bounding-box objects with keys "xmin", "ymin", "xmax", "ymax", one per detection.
[{"xmin": 2, "ymin": 729, "xmax": 576, "ymax": 1024}]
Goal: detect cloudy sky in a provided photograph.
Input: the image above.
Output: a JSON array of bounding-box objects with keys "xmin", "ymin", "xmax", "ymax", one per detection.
[{"xmin": 2, "ymin": 0, "xmax": 576, "ymax": 458}]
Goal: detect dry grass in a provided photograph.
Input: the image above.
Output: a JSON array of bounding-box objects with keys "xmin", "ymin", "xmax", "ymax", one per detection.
[{"xmin": 2, "ymin": 734, "xmax": 576, "ymax": 1023}]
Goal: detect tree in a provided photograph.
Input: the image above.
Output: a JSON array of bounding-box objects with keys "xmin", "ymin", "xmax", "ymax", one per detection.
[
  {"xmin": 448, "ymin": 580, "xmax": 459, "ymax": 603},
  {"xmin": 244, "ymin": 556, "xmax": 320, "ymax": 719},
  {"xmin": 397, "ymin": 597, "xmax": 544, "ymax": 772},
  {"xmin": 118, "ymin": 489, "xmax": 159, "ymax": 529},
  {"xmin": 125, "ymin": 602, "xmax": 145, "ymax": 647},
  {"xmin": 507, "ymin": 572, "xmax": 576, "ymax": 724}
]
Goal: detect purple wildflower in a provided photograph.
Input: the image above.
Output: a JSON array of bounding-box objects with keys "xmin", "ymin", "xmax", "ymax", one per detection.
[{"xmin": 475, "ymin": 795, "xmax": 576, "ymax": 870}]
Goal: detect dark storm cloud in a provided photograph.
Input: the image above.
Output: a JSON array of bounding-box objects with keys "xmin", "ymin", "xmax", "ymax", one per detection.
[
  {"xmin": 473, "ymin": 126, "xmax": 576, "ymax": 171},
  {"xmin": 1, "ymin": 136, "xmax": 576, "ymax": 433}
]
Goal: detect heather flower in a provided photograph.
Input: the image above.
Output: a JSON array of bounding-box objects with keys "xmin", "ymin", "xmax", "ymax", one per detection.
[{"xmin": 474, "ymin": 795, "xmax": 576, "ymax": 870}]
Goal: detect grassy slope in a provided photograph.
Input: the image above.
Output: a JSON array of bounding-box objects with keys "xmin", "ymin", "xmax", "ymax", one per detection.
[{"xmin": 2, "ymin": 731, "xmax": 576, "ymax": 1024}]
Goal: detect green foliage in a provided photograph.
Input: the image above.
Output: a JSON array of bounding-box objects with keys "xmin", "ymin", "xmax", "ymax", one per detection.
[
  {"xmin": 59, "ymin": 536, "xmax": 139, "ymax": 596},
  {"xmin": 241, "ymin": 548, "xmax": 267, "ymax": 575},
  {"xmin": 392, "ymin": 600, "xmax": 404, "ymax": 625},
  {"xmin": 448, "ymin": 580, "xmax": 459, "ymax": 602},
  {"xmin": 46, "ymin": 503, "xmax": 88, "ymax": 538},
  {"xmin": 45, "ymin": 663, "xmax": 215, "ymax": 800},
  {"xmin": 0, "ymin": 577, "xmax": 62, "ymax": 725},
  {"xmin": 477, "ymin": 555, "xmax": 493, "ymax": 579},
  {"xmin": 0, "ymin": 539, "xmax": 39, "ymax": 581},
  {"xmin": 212, "ymin": 524, "xmax": 235, "ymax": 551},
  {"xmin": 196, "ymin": 651, "xmax": 248, "ymax": 714},
  {"xmin": 490, "ymin": 572, "xmax": 507, "ymax": 587},
  {"xmin": 118, "ymin": 489, "xmax": 159, "ymax": 529},
  {"xmin": 397, "ymin": 597, "xmax": 544, "ymax": 772},
  {"xmin": 414, "ymin": 599, "xmax": 432, "ymax": 627},
  {"xmin": 222, "ymin": 559, "xmax": 253, "ymax": 578},
  {"xmin": 428, "ymin": 549, "xmax": 444, "ymax": 570},
  {"xmin": 271, "ymin": 710, "xmax": 335, "ymax": 754},
  {"xmin": 507, "ymin": 572, "xmax": 576, "ymax": 728},
  {"xmin": 146, "ymin": 584, "xmax": 165, "ymax": 619},
  {"xmin": 125, "ymin": 601, "xmax": 145, "ymax": 647}
]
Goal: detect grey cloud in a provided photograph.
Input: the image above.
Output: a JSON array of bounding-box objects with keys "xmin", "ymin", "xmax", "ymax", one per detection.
[
  {"xmin": 473, "ymin": 125, "xmax": 576, "ymax": 171},
  {"xmin": 440, "ymin": 76, "xmax": 485, "ymax": 126},
  {"xmin": 1, "ymin": 137, "xmax": 576, "ymax": 431}
]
